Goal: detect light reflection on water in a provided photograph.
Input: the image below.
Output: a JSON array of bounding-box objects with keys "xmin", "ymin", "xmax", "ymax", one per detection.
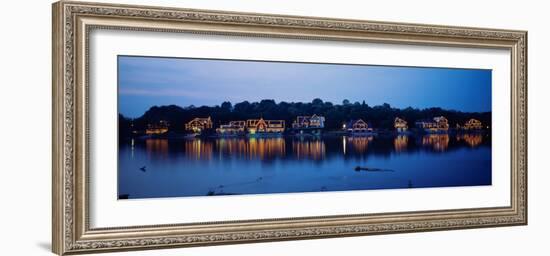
[
  {"xmin": 456, "ymin": 134, "xmax": 484, "ymax": 147},
  {"xmin": 394, "ymin": 135, "xmax": 408, "ymax": 153},
  {"xmin": 346, "ymin": 136, "xmax": 373, "ymax": 154},
  {"xmin": 292, "ymin": 139, "xmax": 325, "ymax": 160},
  {"xmin": 185, "ymin": 139, "xmax": 213, "ymax": 160},
  {"xmin": 120, "ymin": 134, "xmax": 491, "ymax": 199},
  {"xmin": 421, "ymin": 134, "xmax": 450, "ymax": 152},
  {"xmin": 212, "ymin": 138, "xmax": 288, "ymax": 160},
  {"xmin": 145, "ymin": 138, "xmax": 169, "ymax": 159}
]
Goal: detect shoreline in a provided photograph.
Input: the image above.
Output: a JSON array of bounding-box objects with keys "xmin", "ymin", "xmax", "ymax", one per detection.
[{"xmin": 122, "ymin": 129, "xmax": 489, "ymax": 141}]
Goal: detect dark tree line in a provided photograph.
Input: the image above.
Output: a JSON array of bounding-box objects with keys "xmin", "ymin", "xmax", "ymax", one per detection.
[{"xmin": 119, "ymin": 98, "xmax": 491, "ymax": 136}]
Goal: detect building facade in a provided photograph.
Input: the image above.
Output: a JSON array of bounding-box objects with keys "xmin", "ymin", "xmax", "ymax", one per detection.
[
  {"xmin": 415, "ymin": 116, "xmax": 449, "ymax": 132},
  {"xmin": 145, "ymin": 120, "xmax": 169, "ymax": 135},
  {"xmin": 345, "ymin": 119, "xmax": 373, "ymax": 133},
  {"xmin": 216, "ymin": 121, "xmax": 247, "ymax": 135},
  {"xmin": 185, "ymin": 117, "xmax": 213, "ymax": 133},
  {"xmin": 292, "ymin": 114, "xmax": 325, "ymax": 129},
  {"xmin": 394, "ymin": 117, "xmax": 408, "ymax": 132},
  {"xmin": 461, "ymin": 118, "xmax": 483, "ymax": 130},
  {"xmin": 246, "ymin": 118, "xmax": 285, "ymax": 134}
]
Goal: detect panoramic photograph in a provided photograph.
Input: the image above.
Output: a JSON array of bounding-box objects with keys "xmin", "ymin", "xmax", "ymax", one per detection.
[{"xmin": 117, "ymin": 55, "xmax": 492, "ymax": 199}]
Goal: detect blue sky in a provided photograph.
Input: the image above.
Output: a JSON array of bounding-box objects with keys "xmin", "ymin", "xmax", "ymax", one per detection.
[{"xmin": 118, "ymin": 56, "xmax": 492, "ymax": 118}]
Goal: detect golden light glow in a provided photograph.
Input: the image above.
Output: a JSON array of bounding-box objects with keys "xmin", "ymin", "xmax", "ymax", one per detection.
[
  {"xmin": 456, "ymin": 134, "xmax": 483, "ymax": 147},
  {"xmin": 215, "ymin": 138, "xmax": 285, "ymax": 160},
  {"xmin": 292, "ymin": 140, "xmax": 326, "ymax": 160},
  {"xmin": 347, "ymin": 136, "xmax": 373, "ymax": 154},
  {"xmin": 394, "ymin": 117, "xmax": 408, "ymax": 131},
  {"xmin": 394, "ymin": 135, "xmax": 408, "ymax": 152},
  {"xmin": 422, "ymin": 134, "xmax": 449, "ymax": 151},
  {"xmin": 461, "ymin": 118, "xmax": 483, "ymax": 130},
  {"xmin": 246, "ymin": 118, "xmax": 285, "ymax": 133},
  {"xmin": 183, "ymin": 139, "xmax": 213, "ymax": 160},
  {"xmin": 145, "ymin": 120, "xmax": 170, "ymax": 135},
  {"xmin": 185, "ymin": 117, "xmax": 213, "ymax": 132},
  {"xmin": 415, "ymin": 116, "xmax": 449, "ymax": 132},
  {"xmin": 146, "ymin": 139, "xmax": 170, "ymax": 158}
]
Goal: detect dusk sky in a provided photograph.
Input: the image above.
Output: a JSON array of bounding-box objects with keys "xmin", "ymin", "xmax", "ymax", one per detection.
[{"xmin": 118, "ymin": 56, "xmax": 492, "ymax": 118}]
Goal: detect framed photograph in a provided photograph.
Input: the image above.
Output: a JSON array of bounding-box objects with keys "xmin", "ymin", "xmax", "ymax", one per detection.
[{"xmin": 52, "ymin": 1, "xmax": 527, "ymax": 255}]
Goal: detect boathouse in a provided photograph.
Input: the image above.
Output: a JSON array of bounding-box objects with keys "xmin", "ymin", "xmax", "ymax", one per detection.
[
  {"xmin": 145, "ymin": 120, "xmax": 169, "ymax": 135},
  {"xmin": 216, "ymin": 121, "xmax": 247, "ymax": 135},
  {"xmin": 415, "ymin": 116, "xmax": 449, "ymax": 132},
  {"xmin": 461, "ymin": 118, "xmax": 483, "ymax": 130},
  {"xmin": 345, "ymin": 119, "xmax": 372, "ymax": 133},
  {"xmin": 246, "ymin": 118, "xmax": 285, "ymax": 134},
  {"xmin": 292, "ymin": 114, "xmax": 325, "ymax": 129},
  {"xmin": 185, "ymin": 117, "xmax": 213, "ymax": 133},
  {"xmin": 394, "ymin": 117, "xmax": 408, "ymax": 132}
]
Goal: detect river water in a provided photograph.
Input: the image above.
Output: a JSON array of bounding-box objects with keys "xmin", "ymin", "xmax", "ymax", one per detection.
[{"xmin": 118, "ymin": 133, "xmax": 491, "ymax": 199}]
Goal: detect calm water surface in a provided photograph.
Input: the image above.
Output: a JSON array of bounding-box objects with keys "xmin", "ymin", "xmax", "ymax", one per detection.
[{"xmin": 118, "ymin": 134, "xmax": 491, "ymax": 199}]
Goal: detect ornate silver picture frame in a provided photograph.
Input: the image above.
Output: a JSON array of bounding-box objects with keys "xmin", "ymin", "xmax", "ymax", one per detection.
[{"xmin": 52, "ymin": 1, "xmax": 527, "ymax": 255}]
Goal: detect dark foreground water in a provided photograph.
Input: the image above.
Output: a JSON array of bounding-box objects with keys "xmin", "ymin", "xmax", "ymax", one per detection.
[{"xmin": 118, "ymin": 134, "xmax": 491, "ymax": 199}]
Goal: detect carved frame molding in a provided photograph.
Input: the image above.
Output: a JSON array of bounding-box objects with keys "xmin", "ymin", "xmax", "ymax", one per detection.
[{"xmin": 52, "ymin": 1, "xmax": 527, "ymax": 255}]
